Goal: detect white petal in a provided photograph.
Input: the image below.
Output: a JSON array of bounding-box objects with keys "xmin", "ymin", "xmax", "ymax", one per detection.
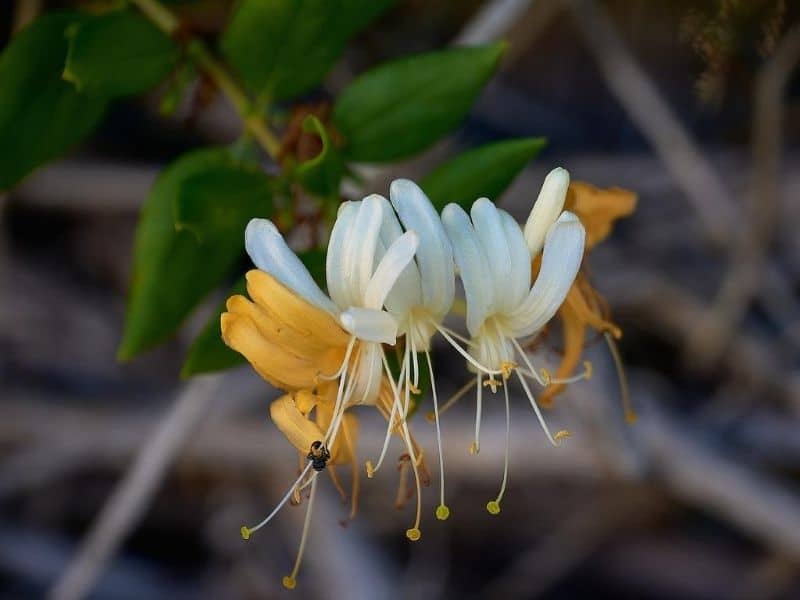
[
  {"xmin": 390, "ymin": 179, "xmax": 454, "ymax": 320},
  {"xmin": 347, "ymin": 196, "xmax": 384, "ymax": 304},
  {"xmin": 523, "ymin": 167, "xmax": 569, "ymax": 256},
  {"xmin": 326, "ymin": 202, "xmax": 358, "ymax": 309},
  {"xmin": 442, "ymin": 203, "xmax": 493, "ymax": 335},
  {"xmin": 471, "ymin": 198, "xmax": 512, "ymax": 313},
  {"xmin": 375, "ymin": 194, "xmax": 422, "ymax": 320},
  {"xmin": 339, "ymin": 307, "xmax": 398, "ymax": 344},
  {"xmin": 365, "ymin": 231, "xmax": 419, "ymax": 310},
  {"xmin": 348, "ymin": 343, "xmax": 383, "ymax": 406},
  {"xmin": 508, "ymin": 211, "xmax": 585, "ymax": 337},
  {"xmin": 499, "ymin": 209, "xmax": 532, "ymax": 309},
  {"xmin": 245, "ymin": 219, "xmax": 337, "ymax": 315}
]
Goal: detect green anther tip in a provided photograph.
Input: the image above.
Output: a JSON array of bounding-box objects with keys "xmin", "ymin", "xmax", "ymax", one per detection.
[
  {"xmin": 240, "ymin": 526, "xmax": 251, "ymax": 540},
  {"xmin": 435, "ymin": 505, "xmax": 450, "ymax": 520},
  {"xmin": 406, "ymin": 528, "xmax": 421, "ymax": 541},
  {"xmin": 486, "ymin": 501, "xmax": 501, "ymax": 515}
]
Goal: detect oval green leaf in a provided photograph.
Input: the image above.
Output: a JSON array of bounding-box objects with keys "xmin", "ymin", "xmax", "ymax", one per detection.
[
  {"xmin": 421, "ymin": 137, "xmax": 546, "ymax": 211},
  {"xmin": 221, "ymin": 0, "xmax": 394, "ymax": 101},
  {"xmin": 333, "ymin": 43, "xmax": 506, "ymax": 163},
  {"xmin": 119, "ymin": 149, "xmax": 272, "ymax": 361},
  {"xmin": 0, "ymin": 12, "xmax": 107, "ymax": 190},
  {"xmin": 64, "ymin": 10, "xmax": 178, "ymax": 98}
]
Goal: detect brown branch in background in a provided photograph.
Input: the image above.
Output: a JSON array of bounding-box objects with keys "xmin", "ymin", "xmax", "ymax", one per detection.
[
  {"xmin": 12, "ymin": 0, "xmax": 41, "ymax": 33},
  {"xmin": 49, "ymin": 376, "xmax": 224, "ymax": 600},
  {"xmin": 686, "ymin": 23, "xmax": 800, "ymax": 369},
  {"xmin": 564, "ymin": 0, "xmax": 736, "ymax": 245}
]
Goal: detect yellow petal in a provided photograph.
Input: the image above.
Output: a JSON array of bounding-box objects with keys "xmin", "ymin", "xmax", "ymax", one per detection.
[
  {"xmin": 220, "ymin": 312, "xmax": 321, "ymax": 389},
  {"xmin": 225, "ymin": 294, "xmax": 344, "ymax": 373},
  {"xmin": 564, "ymin": 277, "xmax": 620, "ymax": 337},
  {"xmin": 246, "ymin": 270, "xmax": 350, "ymax": 349},
  {"xmin": 314, "ymin": 400, "xmax": 359, "ymax": 465},
  {"xmin": 565, "ymin": 182, "xmax": 637, "ymax": 249},
  {"xmin": 270, "ymin": 393, "xmax": 327, "ymax": 455}
]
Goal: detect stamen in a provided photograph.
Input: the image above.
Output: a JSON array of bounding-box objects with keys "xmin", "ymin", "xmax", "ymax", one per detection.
[
  {"xmin": 433, "ymin": 323, "xmax": 504, "ymax": 377},
  {"xmin": 400, "ymin": 363, "xmax": 424, "ymax": 541},
  {"xmin": 604, "ymin": 332, "xmax": 636, "ymax": 424},
  {"xmin": 342, "ymin": 417, "xmax": 360, "ymax": 522},
  {"xmin": 436, "ymin": 323, "xmax": 473, "ymax": 345},
  {"xmin": 510, "ymin": 337, "xmax": 547, "ymax": 386},
  {"xmin": 410, "ymin": 336, "xmax": 420, "ymax": 390},
  {"xmin": 241, "ymin": 463, "xmax": 314, "ymax": 539},
  {"xmin": 425, "ymin": 350, "xmax": 449, "ymax": 520},
  {"xmin": 367, "ymin": 347, "xmax": 409, "ymax": 477},
  {"xmin": 283, "ymin": 475, "xmax": 319, "ymax": 590},
  {"xmin": 515, "ymin": 370, "xmax": 569, "ymax": 447},
  {"xmin": 425, "ymin": 378, "xmax": 477, "ymax": 422},
  {"xmin": 518, "ymin": 360, "xmax": 593, "ymax": 385},
  {"xmin": 471, "ymin": 373, "xmax": 482, "ymax": 455},
  {"xmin": 487, "ymin": 381, "xmax": 512, "ymax": 516}
]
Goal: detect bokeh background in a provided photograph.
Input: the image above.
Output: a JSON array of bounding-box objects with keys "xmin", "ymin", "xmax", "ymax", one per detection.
[{"xmin": 2, "ymin": 0, "xmax": 800, "ymax": 598}]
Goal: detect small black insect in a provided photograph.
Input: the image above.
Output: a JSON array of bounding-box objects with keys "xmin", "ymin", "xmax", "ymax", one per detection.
[{"xmin": 307, "ymin": 440, "xmax": 331, "ymax": 472}]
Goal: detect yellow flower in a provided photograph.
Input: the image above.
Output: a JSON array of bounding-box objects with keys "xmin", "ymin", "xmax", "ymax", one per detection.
[{"xmin": 538, "ymin": 182, "xmax": 637, "ymax": 419}]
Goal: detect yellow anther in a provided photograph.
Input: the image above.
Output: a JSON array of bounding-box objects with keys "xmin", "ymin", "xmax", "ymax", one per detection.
[
  {"xmin": 406, "ymin": 528, "xmax": 421, "ymax": 541},
  {"xmin": 584, "ymin": 361, "xmax": 593, "ymax": 380},
  {"xmin": 540, "ymin": 368, "xmax": 552, "ymax": 386},
  {"xmin": 500, "ymin": 361, "xmax": 517, "ymax": 380},
  {"xmin": 469, "ymin": 441, "xmax": 479, "ymax": 455},
  {"xmin": 409, "ymin": 383, "xmax": 421, "ymax": 395},
  {"xmin": 425, "ymin": 411, "xmax": 435, "ymax": 423},
  {"xmin": 365, "ymin": 461, "xmax": 375, "ymax": 479},
  {"xmin": 436, "ymin": 505, "xmax": 450, "ymax": 521},
  {"xmin": 240, "ymin": 526, "xmax": 251, "ymax": 540},
  {"xmin": 486, "ymin": 500, "xmax": 501, "ymax": 515},
  {"xmin": 554, "ymin": 429, "xmax": 571, "ymax": 442},
  {"xmin": 482, "ymin": 377, "xmax": 501, "ymax": 393},
  {"xmin": 282, "ymin": 576, "xmax": 297, "ymax": 590}
]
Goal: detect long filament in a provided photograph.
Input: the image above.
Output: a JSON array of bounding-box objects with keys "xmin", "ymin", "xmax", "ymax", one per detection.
[
  {"xmin": 433, "ymin": 323, "xmax": 503, "ymax": 376},
  {"xmin": 282, "ymin": 475, "xmax": 319, "ymax": 590},
  {"xmin": 242, "ymin": 463, "xmax": 314, "ymax": 537},
  {"xmin": 487, "ymin": 381, "xmax": 511, "ymax": 515},
  {"xmin": 515, "ymin": 370, "xmax": 567, "ymax": 446},
  {"xmin": 511, "ymin": 337, "xmax": 547, "ymax": 386},
  {"xmin": 472, "ymin": 372, "xmax": 482, "ymax": 455},
  {"xmin": 427, "ymin": 378, "xmax": 477, "ymax": 422},
  {"xmin": 368, "ymin": 346, "xmax": 409, "ymax": 476},
  {"xmin": 605, "ymin": 332, "xmax": 636, "ymax": 424},
  {"xmin": 425, "ymin": 350, "xmax": 449, "ymax": 519}
]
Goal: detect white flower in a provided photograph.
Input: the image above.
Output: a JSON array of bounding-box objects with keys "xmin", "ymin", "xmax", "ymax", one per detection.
[
  {"xmin": 357, "ymin": 179, "xmax": 456, "ymax": 521},
  {"xmin": 441, "ymin": 167, "xmax": 585, "ymax": 514}
]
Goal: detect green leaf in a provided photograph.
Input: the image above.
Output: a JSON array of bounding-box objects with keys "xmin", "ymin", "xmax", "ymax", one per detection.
[
  {"xmin": 0, "ymin": 12, "xmax": 107, "ymax": 190},
  {"xmin": 294, "ymin": 115, "xmax": 344, "ymax": 197},
  {"xmin": 64, "ymin": 10, "xmax": 178, "ymax": 98},
  {"xmin": 181, "ymin": 248, "xmax": 327, "ymax": 377},
  {"xmin": 333, "ymin": 43, "xmax": 506, "ymax": 163},
  {"xmin": 421, "ymin": 137, "xmax": 546, "ymax": 211},
  {"xmin": 119, "ymin": 148, "xmax": 272, "ymax": 360},
  {"xmin": 174, "ymin": 165, "xmax": 273, "ymax": 240},
  {"xmin": 221, "ymin": 0, "xmax": 394, "ymax": 101},
  {"xmin": 181, "ymin": 276, "xmax": 248, "ymax": 377}
]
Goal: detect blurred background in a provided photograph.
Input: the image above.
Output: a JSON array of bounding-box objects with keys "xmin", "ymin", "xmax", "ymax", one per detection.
[{"xmin": 2, "ymin": 0, "xmax": 800, "ymax": 598}]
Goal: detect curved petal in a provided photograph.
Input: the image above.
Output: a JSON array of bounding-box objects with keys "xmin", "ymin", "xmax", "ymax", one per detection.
[
  {"xmin": 347, "ymin": 342, "xmax": 384, "ymax": 406},
  {"xmin": 245, "ymin": 270, "xmax": 350, "ymax": 350},
  {"xmin": 523, "ymin": 167, "xmax": 569, "ymax": 256},
  {"xmin": 442, "ymin": 203, "xmax": 493, "ymax": 335},
  {"xmin": 471, "ymin": 198, "xmax": 511, "ymax": 313},
  {"xmin": 364, "ymin": 231, "xmax": 419, "ymax": 310},
  {"xmin": 508, "ymin": 211, "xmax": 585, "ymax": 337},
  {"xmin": 326, "ymin": 202, "xmax": 358, "ymax": 309},
  {"xmin": 390, "ymin": 179, "xmax": 454, "ymax": 320},
  {"xmin": 245, "ymin": 219, "xmax": 338, "ymax": 315},
  {"xmin": 499, "ymin": 209, "xmax": 532, "ymax": 310},
  {"xmin": 376, "ymin": 194, "xmax": 422, "ymax": 321},
  {"xmin": 339, "ymin": 307, "xmax": 398, "ymax": 344},
  {"xmin": 344, "ymin": 196, "xmax": 384, "ymax": 305},
  {"xmin": 270, "ymin": 393, "xmax": 325, "ymax": 455}
]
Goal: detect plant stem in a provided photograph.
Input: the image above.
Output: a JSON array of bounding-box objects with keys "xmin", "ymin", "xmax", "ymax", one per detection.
[{"xmin": 130, "ymin": 0, "xmax": 282, "ymax": 159}]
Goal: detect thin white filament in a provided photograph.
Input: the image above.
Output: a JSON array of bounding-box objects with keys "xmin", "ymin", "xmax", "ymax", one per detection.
[
  {"xmin": 515, "ymin": 370, "xmax": 561, "ymax": 446},
  {"xmin": 287, "ymin": 474, "xmax": 319, "ymax": 582},
  {"xmin": 494, "ymin": 381, "xmax": 511, "ymax": 504},
  {"xmin": 433, "ymin": 322, "xmax": 503, "ymax": 376},
  {"xmin": 511, "ymin": 337, "xmax": 547, "ymax": 385},
  {"xmin": 425, "ymin": 350, "xmax": 447, "ymax": 509},
  {"xmin": 245, "ymin": 463, "xmax": 314, "ymax": 534}
]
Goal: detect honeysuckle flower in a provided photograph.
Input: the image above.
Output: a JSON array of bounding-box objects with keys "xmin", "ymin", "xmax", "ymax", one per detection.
[
  {"xmin": 538, "ymin": 182, "xmax": 637, "ymax": 420},
  {"xmin": 361, "ymin": 179, "xmax": 457, "ymax": 524},
  {"xmin": 222, "ymin": 199, "xmax": 420, "ymax": 588},
  {"xmin": 441, "ymin": 167, "xmax": 586, "ymax": 514}
]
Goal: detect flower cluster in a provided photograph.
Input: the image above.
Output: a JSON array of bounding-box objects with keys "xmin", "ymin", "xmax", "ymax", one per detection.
[{"xmin": 221, "ymin": 167, "xmax": 632, "ymax": 588}]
